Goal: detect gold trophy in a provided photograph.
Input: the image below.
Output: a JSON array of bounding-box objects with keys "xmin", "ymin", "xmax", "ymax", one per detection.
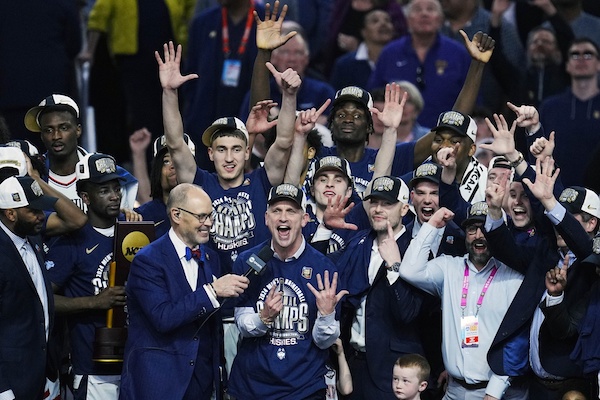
[{"xmin": 93, "ymin": 221, "xmax": 155, "ymax": 363}]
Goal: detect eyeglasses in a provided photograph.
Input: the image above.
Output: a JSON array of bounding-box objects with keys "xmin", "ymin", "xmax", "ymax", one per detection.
[
  {"xmin": 415, "ymin": 66, "xmax": 425, "ymax": 90},
  {"xmin": 178, "ymin": 208, "xmax": 214, "ymax": 224},
  {"xmin": 569, "ymin": 51, "xmax": 597, "ymax": 60},
  {"xmin": 465, "ymin": 224, "xmax": 484, "ymax": 235}
]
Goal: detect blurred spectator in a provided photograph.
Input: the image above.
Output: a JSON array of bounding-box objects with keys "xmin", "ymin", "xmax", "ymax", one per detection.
[
  {"xmin": 318, "ymin": 0, "xmax": 407, "ymax": 78},
  {"xmin": 78, "ymin": 0, "xmax": 195, "ymax": 162},
  {"xmin": 330, "ymin": 9, "xmax": 395, "ymax": 91},
  {"xmin": 183, "ymin": 0, "xmax": 264, "ymax": 172},
  {"xmin": 552, "ymin": 0, "xmax": 600, "ymax": 49},
  {"xmin": 368, "ymin": 0, "xmax": 471, "ymax": 127},
  {"xmin": 0, "ymin": 0, "xmax": 81, "ymax": 149}
]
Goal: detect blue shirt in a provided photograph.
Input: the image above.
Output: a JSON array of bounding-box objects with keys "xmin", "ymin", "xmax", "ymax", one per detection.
[
  {"xmin": 367, "ymin": 33, "xmax": 471, "ymax": 128},
  {"xmin": 135, "ymin": 198, "xmax": 169, "ymax": 238},
  {"xmin": 46, "ymin": 224, "xmax": 116, "ymax": 375}
]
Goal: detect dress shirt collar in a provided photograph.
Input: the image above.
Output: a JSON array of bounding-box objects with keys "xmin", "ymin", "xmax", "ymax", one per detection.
[{"xmin": 273, "ymin": 237, "xmax": 306, "ymax": 262}]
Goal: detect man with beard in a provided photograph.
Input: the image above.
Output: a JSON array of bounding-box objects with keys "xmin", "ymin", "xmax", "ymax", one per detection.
[
  {"xmin": 332, "ymin": 176, "xmax": 425, "ymax": 399},
  {"xmin": 400, "ymin": 203, "xmax": 524, "ymax": 399},
  {"xmin": 0, "ymin": 176, "xmax": 57, "ymax": 399},
  {"xmin": 45, "ymin": 153, "xmax": 129, "ymax": 398}
]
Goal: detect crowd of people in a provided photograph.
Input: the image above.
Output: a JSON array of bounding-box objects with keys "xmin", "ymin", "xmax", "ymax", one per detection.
[{"xmin": 1, "ymin": 0, "xmax": 600, "ymax": 400}]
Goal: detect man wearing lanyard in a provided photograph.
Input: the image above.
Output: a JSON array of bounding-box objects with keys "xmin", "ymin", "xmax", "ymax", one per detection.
[
  {"xmin": 184, "ymin": 0, "xmax": 264, "ymax": 171},
  {"xmin": 400, "ymin": 202, "xmax": 524, "ymax": 399}
]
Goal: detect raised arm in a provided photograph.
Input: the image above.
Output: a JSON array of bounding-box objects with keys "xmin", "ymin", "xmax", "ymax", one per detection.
[
  {"xmin": 129, "ymin": 128, "xmax": 152, "ymax": 205},
  {"xmin": 414, "ymin": 30, "xmax": 495, "ymax": 165},
  {"xmin": 263, "ymin": 62, "xmax": 300, "ymax": 185},
  {"xmin": 370, "ymin": 84, "xmax": 407, "ymax": 179},
  {"xmin": 156, "ymin": 41, "xmax": 198, "ymax": 183},
  {"xmin": 249, "ymin": 1, "xmax": 297, "ymax": 112},
  {"xmin": 284, "ymin": 99, "xmax": 331, "ymax": 185}
]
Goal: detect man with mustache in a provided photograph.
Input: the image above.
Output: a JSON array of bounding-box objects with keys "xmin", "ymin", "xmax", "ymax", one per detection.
[{"xmin": 400, "ymin": 202, "xmax": 525, "ymax": 399}]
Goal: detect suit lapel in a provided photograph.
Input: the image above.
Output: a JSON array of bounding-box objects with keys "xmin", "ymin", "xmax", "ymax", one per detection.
[{"xmin": 160, "ymin": 235, "xmax": 194, "ymax": 293}]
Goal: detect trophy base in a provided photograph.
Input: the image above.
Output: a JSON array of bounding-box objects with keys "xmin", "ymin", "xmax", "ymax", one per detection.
[{"xmin": 92, "ymin": 327, "xmax": 127, "ymax": 363}]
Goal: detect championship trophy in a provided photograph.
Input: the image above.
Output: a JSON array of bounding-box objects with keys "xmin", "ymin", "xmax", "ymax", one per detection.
[{"xmin": 93, "ymin": 221, "xmax": 155, "ymax": 363}]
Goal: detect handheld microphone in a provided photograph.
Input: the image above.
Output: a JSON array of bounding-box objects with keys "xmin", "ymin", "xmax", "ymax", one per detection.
[{"xmin": 244, "ymin": 245, "xmax": 274, "ymax": 277}]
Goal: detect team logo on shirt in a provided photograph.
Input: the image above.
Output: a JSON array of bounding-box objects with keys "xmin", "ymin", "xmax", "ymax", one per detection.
[
  {"xmin": 301, "ymin": 267, "xmax": 312, "ymax": 279},
  {"xmin": 92, "ymin": 252, "xmax": 112, "ymax": 295},
  {"xmin": 211, "ymin": 193, "xmax": 256, "ymax": 252},
  {"xmin": 257, "ymin": 278, "xmax": 309, "ymax": 347}
]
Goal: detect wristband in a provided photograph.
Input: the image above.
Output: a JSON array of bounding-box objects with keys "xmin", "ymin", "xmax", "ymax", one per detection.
[
  {"xmin": 508, "ymin": 152, "xmax": 524, "ymax": 168},
  {"xmin": 259, "ymin": 312, "xmax": 273, "ymax": 327}
]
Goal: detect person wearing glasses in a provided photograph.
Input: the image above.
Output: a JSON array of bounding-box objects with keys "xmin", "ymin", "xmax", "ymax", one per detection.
[
  {"xmin": 45, "ymin": 153, "xmax": 136, "ymax": 399},
  {"xmin": 120, "ymin": 183, "xmax": 249, "ymax": 399},
  {"xmin": 400, "ymin": 202, "xmax": 525, "ymax": 399},
  {"xmin": 536, "ymin": 37, "xmax": 600, "ymax": 187}
]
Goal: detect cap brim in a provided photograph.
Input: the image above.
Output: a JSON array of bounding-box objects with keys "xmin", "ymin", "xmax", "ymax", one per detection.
[
  {"xmin": 461, "ymin": 216, "xmax": 486, "ymax": 228},
  {"xmin": 432, "ymin": 124, "xmax": 466, "ymax": 138},
  {"xmin": 409, "ymin": 176, "xmax": 440, "ymax": 189},
  {"xmin": 202, "ymin": 125, "xmax": 248, "ymax": 147},
  {"xmin": 268, "ymin": 195, "xmax": 304, "ymax": 210},
  {"xmin": 364, "ymin": 192, "xmax": 399, "ymax": 203},
  {"xmin": 27, "ymin": 195, "xmax": 58, "ymax": 211},
  {"xmin": 87, "ymin": 173, "xmax": 127, "ymax": 184},
  {"xmin": 24, "ymin": 106, "xmax": 43, "ymax": 132}
]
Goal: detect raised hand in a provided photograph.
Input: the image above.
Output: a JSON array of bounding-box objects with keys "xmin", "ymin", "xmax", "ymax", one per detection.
[
  {"xmin": 460, "ymin": 30, "xmax": 495, "ymax": 63},
  {"xmin": 437, "ymin": 144, "xmax": 459, "ymax": 184},
  {"xmin": 155, "ymin": 41, "xmax": 198, "ymax": 90},
  {"xmin": 480, "ymin": 113, "xmax": 517, "ymax": 156},
  {"xmin": 307, "ymin": 270, "xmax": 349, "ymax": 316},
  {"xmin": 507, "ymin": 102, "xmax": 540, "ymax": 132},
  {"xmin": 323, "ymin": 194, "xmax": 358, "ymax": 231},
  {"xmin": 546, "ymin": 254, "xmax": 569, "ymax": 296},
  {"xmin": 378, "ymin": 221, "xmax": 401, "ymax": 266},
  {"xmin": 295, "ymin": 99, "xmax": 331, "ymax": 136},
  {"xmin": 129, "ymin": 128, "xmax": 152, "ymax": 156},
  {"xmin": 428, "ymin": 207, "xmax": 455, "ymax": 229},
  {"xmin": 370, "ymin": 83, "xmax": 407, "ymax": 130},
  {"xmin": 266, "ymin": 62, "xmax": 301, "ymax": 95},
  {"xmin": 255, "ymin": 1, "xmax": 297, "ymax": 50},
  {"xmin": 522, "ymin": 156, "xmax": 560, "ymax": 209},
  {"xmin": 530, "ymin": 131, "xmax": 555, "ymax": 160},
  {"xmin": 246, "ymin": 100, "xmax": 278, "ymax": 136}
]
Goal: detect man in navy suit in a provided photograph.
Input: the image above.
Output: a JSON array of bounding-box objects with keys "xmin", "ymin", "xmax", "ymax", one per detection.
[
  {"xmin": 335, "ymin": 176, "xmax": 425, "ymax": 399},
  {"xmin": 120, "ymin": 183, "xmax": 249, "ymax": 400},
  {"xmin": 0, "ymin": 176, "xmax": 57, "ymax": 399}
]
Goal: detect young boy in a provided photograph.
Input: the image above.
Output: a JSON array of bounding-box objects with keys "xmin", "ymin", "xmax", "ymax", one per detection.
[{"xmin": 392, "ymin": 354, "xmax": 430, "ymax": 400}]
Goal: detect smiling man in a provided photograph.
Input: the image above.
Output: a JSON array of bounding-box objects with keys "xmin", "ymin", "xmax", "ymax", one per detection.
[
  {"xmin": 229, "ymin": 183, "xmax": 347, "ymax": 399},
  {"xmin": 400, "ymin": 203, "xmax": 524, "ymax": 399}
]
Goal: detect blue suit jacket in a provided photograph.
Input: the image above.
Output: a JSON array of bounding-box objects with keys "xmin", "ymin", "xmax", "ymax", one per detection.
[
  {"xmin": 0, "ymin": 229, "xmax": 54, "ymax": 399},
  {"xmin": 120, "ymin": 233, "xmax": 222, "ymax": 399},
  {"xmin": 334, "ymin": 229, "xmax": 424, "ymax": 394}
]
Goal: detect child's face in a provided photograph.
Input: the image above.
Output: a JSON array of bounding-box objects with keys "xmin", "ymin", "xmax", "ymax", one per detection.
[{"xmin": 392, "ymin": 365, "xmax": 427, "ymax": 400}]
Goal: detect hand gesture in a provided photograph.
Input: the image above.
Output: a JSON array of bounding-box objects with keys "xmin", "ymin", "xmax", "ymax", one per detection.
[
  {"xmin": 323, "ymin": 194, "xmax": 358, "ymax": 231},
  {"xmin": 260, "ymin": 284, "xmax": 283, "ymax": 322},
  {"xmin": 437, "ymin": 145, "xmax": 459, "ymax": 184},
  {"xmin": 428, "ymin": 207, "xmax": 455, "ymax": 229},
  {"xmin": 522, "ymin": 156, "xmax": 560, "ymax": 207},
  {"xmin": 25, "ymin": 154, "xmax": 41, "ymax": 180},
  {"xmin": 212, "ymin": 274, "xmax": 250, "ymax": 298},
  {"xmin": 546, "ymin": 254, "xmax": 568, "ymax": 296},
  {"xmin": 96, "ymin": 286, "xmax": 126, "ymax": 309},
  {"xmin": 295, "ymin": 99, "xmax": 331, "ymax": 136},
  {"xmin": 155, "ymin": 41, "xmax": 198, "ymax": 90},
  {"xmin": 378, "ymin": 221, "xmax": 402, "ymax": 266},
  {"xmin": 307, "ymin": 270, "xmax": 349, "ymax": 316},
  {"xmin": 507, "ymin": 102, "xmax": 540, "ymax": 132},
  {"xmin": 480, "ymin": 113, "xmax": 517, "ymax": 156},
  {"xmin": 331, "ymin": 338, "xmax": 344, "ymax": 355},
  {"xmin": 529, "ymin": 131, "xmax": 555, "ymax": 160},
  {"xmin": 460, "ymin": 30, "xmax": 495, "ymax": 63},
  {"xmin": 129, "ymin": 128, "xmax": 152, "ymax": 156},
  {"xmin": 266, "ymin": 62, "xmax": 301, "ymax": 95},
  {"xmin": 370, "ymin": 83, "xmax": 407, "ymax": 130},
  {"xmin": 246, "ymin": 100, "xmax": 278, "ymax": 136},
  {"xmin": 255, "ymin": 1, "xmax": 297, "ymax": 50},
  {"xmin": 485, "ymin": 173, "xmax": 509, "ymax": 212}
]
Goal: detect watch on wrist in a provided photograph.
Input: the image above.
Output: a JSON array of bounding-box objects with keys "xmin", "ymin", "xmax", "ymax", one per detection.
[
  {"xmin": 387, "ymin": 262, "xmax": 401, "ymax": 272},
  {"xmin": 508, "ymin": 152, "xmax": 524, "ymax": 168}
]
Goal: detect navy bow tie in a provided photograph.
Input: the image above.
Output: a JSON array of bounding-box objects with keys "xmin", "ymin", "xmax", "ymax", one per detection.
[{"xmin": 185, "ymin": 247, "xmax": 202, "ymax": 261}]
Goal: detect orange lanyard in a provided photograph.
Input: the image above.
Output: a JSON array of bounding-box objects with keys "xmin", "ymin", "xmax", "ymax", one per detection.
[{"xmin": 221, "ymin": 2, "xmax": 255, "ymax": 58}]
